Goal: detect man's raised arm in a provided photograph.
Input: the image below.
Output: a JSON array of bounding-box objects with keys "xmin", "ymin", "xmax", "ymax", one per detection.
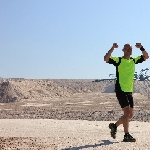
[
  {"xmin": 135, "ymin": 43, "xmax": 149, "ymax": 60},
  {"xmin": 104, "ymin": 43, "xmax": 118, "ymax": 62}
]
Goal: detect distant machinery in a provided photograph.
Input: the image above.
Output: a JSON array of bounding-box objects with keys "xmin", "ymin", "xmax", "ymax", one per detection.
[
  {"xmin": 92, "ymin": 68, "xmax": 150, "ymax": 82},
  {"xmin": 109, "ymin": 74, "xmax": 116, "ymax": 79},
  {"xmin": 109, "ymin": 68, "xmax": 150, "ymax": 81},
  {"xmin": 134, "ymin": 68, "xmax": 150, "ymax": 81}
]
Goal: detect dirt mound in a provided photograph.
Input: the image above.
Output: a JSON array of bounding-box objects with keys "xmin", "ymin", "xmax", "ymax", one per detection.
[
  {"xmin": 0, "ymin": 79, "xmax": 109, "ymax": 102},
  {"xmin": 10, "ymin": 79, "xmax": 75, "ymax": 100},
  {"xmin": 0, "ymin": 81, "xmax": 17, "ymax": 103},
  {"xmin": 103, "ymin": 83, "xmax": 115, "ymax": 93},
  {"xmin": 1, "ymin": 79, "xmax": 150, "ymax": 103}
]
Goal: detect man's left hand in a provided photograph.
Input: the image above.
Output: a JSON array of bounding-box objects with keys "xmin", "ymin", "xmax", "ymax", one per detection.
[{"xmin": 135, "ymin": 43, "xmax": 142, "ymax": 48}]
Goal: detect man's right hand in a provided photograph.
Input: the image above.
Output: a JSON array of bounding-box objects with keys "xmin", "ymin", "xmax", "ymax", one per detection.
[{"xmin": 112, "ymin": 43, "xmax": 118, "ymax": 49}]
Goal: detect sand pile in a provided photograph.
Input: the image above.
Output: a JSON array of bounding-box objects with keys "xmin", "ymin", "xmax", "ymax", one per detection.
[
  {"xmin": 0, "ymin": 79, "xmax": 150, "ymax": 103},
  {"xmin": 0, "ymin": 79, "xmax": 77, "ymax": 102},
  {"xmin": 134, "ymin": 80, "xmax": 150, "ymax": 97},
  {"xmin": 10, "ymin": 79, "xmax": 73, "ymax": 99},
  {"xmin": 0, "ymin": 79, "xmax": 109, "ymax": 102},
  {"xmin": 0, "ymin": 81, "xmax": 17, "ymax": 103}
]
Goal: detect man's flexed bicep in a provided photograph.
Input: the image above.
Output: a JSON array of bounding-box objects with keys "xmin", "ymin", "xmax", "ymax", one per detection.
[{"xmin": 104, "ymin": 43, "xmax": 118, "ymax": 62}]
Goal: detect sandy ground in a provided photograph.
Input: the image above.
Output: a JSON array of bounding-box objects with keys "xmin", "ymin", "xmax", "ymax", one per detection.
[
  {"xmin": 0, "ymin": 79, "xmax": 150, "ymax": 149},
  {"xmin": 0, "ymin": 119, "xmax": 150, "ymax": 150}
]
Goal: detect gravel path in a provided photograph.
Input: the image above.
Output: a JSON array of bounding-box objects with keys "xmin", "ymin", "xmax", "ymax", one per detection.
[{"xmin": 0, "ymin": 119, "xmax": 150, "ymax": 150}]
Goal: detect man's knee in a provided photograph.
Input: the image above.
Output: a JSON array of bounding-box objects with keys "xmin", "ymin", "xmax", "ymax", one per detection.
[
  {"xmin": 129, "ymin": 107, "xmax": 133, "ymax": 119},
  {"xmin": 122, "ymin": 106, "xmax": 130, "ymax": 118}
]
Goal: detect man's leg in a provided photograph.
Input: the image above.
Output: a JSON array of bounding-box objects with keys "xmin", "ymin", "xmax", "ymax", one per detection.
[
  {"xmin": 114, "ymin": 105, "xmax": 135, "ymax": 142},
  {"xmin": 109, "ymin": 92, "xmax": 134, "ymax": 139},
  {"xmin": 115, "ymin": 106, "xmax": 133, "ymax": 127},
  {"xmin": 116, "ymin": 106, "xmax": 130, "ymax": 133},
  {"xmin": 115, "ymin": 92, "xmax": 134, "ymax": 127},
  {"xmin": 109, "ymin": 91, "xmax": 126, "ymax": 139},
  {"xmin": 123, "ymin": 115, "xmax": 136, "ymax": 142}
]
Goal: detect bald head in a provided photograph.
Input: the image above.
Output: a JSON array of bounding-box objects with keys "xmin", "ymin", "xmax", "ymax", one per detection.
[
  {"xmin": 123, "ymin": 44, "xmax": 132, "ymax": 49},
  {"xmin": 123, "ymin": 43, "xmax": 132, "ymax": 56}
]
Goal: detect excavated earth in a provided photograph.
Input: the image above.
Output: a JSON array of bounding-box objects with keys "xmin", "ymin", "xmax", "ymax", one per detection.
[
  {"xmin": 0, "ymin": 79, "xmax": 150, "ymax": 121},
  {"xmin": 0, "ymin": 79, "xmax": 150, "ymax": 150}
]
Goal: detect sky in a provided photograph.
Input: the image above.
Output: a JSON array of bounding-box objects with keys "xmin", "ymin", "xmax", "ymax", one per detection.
[{"xmin": 0, "ymin": 0, "xmax": 150, "ymax": 79}]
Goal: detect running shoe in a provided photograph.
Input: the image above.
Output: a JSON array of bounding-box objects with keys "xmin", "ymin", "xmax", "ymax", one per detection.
[
  {"xmin": 123, "ymin": 133, "xmax": 136, "ymax": 142},
  {"xmin": 109, "ymin": 123, "xmax": 117, "ymax": 139}
]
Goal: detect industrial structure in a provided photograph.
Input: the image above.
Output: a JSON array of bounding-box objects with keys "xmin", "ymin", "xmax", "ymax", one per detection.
[{"xmin": 93, "ymin": 68, "xmax": 150, "ymax": 82}]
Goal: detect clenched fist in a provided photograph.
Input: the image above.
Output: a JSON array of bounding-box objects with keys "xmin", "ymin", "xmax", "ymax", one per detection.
[
  {"xmin": 112, "ymin": 43, "xmax": 118, "ymax": 49},
  {"xmin": 135, "ymin": 43, "xmax": 142, "ymax": 48}
]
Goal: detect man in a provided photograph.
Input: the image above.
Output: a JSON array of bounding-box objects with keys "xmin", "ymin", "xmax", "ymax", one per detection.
[{"xmin": 104, "ymin": 43, "xmax": 149, "ymax": 142}]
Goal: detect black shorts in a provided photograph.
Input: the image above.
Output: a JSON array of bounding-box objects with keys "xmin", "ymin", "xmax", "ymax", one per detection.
[{"xmin": 115, "ymin": 91, "xmax": 134, "ymax": 108}]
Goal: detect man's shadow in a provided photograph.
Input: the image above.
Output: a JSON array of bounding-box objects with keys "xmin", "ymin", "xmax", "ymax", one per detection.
[{"xmin": 61, "ymin": 140, "xmax": 119, "ymax": 150}]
